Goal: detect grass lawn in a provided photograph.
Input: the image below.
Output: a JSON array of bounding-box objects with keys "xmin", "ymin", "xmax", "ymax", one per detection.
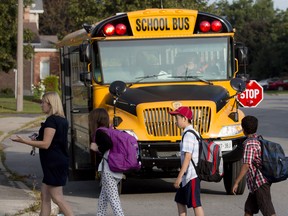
[{"xmin": 0, "ymin": 96, "xmax": 42, "ymax": 113}]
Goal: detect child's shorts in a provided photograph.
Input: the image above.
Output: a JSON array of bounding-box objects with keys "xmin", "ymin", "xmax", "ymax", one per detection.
[
  {"xmin": 174, "ymin": 177, "xmax": 202, "ymax": 208},
  {"xmin": 245, "ymin": 183, "xmax": 275, "ymax": 215}
]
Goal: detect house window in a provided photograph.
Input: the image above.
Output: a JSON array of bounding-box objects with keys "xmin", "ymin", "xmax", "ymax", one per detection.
[{"xmin": 40, "ymin": 58, "xmax": 50, "ymax": 79}]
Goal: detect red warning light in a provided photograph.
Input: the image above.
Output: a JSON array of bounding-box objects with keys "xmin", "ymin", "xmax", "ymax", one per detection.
[
  {"xmin": 115, "ymin": 23, "xmax": 127, "ymax": 35},
  {"xmin": 103, "ymin": 24, "xmax": 115, "ymax": 36},
  {"xmin": 200, "ymin": 21, "xmax": 211, "ymax": 33},
  {"xmin": 211, "ymin": 20, "xmax": 222, "ymax": 32}
]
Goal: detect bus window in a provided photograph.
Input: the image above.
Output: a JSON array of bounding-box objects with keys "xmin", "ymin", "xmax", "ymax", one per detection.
[
  {"xmin": 96, "ymin": 37, "xmax": 229, "ymax": 84},
  {"xmin": 93, "ymin": 52, "xmax": 102, "ymax": 83}
]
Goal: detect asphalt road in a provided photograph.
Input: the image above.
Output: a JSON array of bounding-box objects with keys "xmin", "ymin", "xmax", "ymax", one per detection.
[
  {"xmin": 61, "ymin": 93, "xmax": 288, "ymax": 216},
  {"xmin": 4, "ymin": 94, "xmax": 287, "ymax": 216}
]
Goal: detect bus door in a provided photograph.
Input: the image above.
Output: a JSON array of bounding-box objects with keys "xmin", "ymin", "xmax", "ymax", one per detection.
[{"xmin": 60, "ymin": 46, "xmax": 94, "ymax": 180}]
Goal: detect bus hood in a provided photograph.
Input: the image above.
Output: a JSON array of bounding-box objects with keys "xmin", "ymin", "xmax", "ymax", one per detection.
[{"xmin": 107, "ymin": 84, "xmax": 229, "ymax": 115}]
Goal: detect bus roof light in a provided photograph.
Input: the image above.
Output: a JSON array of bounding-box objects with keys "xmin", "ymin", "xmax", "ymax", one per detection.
[
  {"xmin": 199, "ymin": 21, "xmax": 211, "ymax": 33},
  {"xmin": 211, "ymin": 20, "xmax": 222, "ymax": 32},
  {"xmin": 115, "ymin": 23, "xmax": 127, "ymax": 35},
  {"xmin": 103, "ymin": 24, "xmax": 115, "ymax": 36}
]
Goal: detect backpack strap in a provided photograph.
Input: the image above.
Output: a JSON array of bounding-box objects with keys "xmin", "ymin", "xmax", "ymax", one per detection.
[
  {"xmin": 182, "ymin": 129, "xmax": 201, "ymax": 173},
  {"xmin": 183, "ymin": 129, "xmax": 201, "ymax": 142},
  {"xmin": 246, "ymin": 136, "xmax": 262, "ymax": 166},
  {"xmin": 245, "ymin": 136, "xmax": 264, "ymax": 186}
]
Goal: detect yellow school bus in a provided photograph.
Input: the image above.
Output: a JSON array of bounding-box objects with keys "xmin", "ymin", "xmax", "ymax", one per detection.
[{"xmin": 58, "ymin": 8, "xmax": 248, "ymax": 194}]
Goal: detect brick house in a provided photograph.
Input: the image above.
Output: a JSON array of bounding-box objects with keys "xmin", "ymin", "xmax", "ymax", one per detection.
[{"xmin": 0, "ymin": 0, "xmax": 60, "ymax": 96}]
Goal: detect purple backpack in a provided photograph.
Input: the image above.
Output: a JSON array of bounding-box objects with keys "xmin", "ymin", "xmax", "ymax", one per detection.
[{"xmin": 96, "ymin": 127, "xmax": 141, "ymax": 172}]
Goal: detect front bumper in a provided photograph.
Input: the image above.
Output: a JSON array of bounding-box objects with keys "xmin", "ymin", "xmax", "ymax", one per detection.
[
  {"xmin": 138, "ymin": 136, "xmax": 246, "ymax": 172},
  {"xmin": 139, "ymin": 142, "xmax": 181, "ymax": 170},
  {"xmin": 222, "ymin": 137, "xmax": 246, "ymax": 162}
]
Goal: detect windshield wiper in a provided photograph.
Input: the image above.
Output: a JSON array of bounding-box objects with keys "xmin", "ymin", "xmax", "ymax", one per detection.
[
  {"xmin": 128, "ymin": 73, "xmax": 169, "ymax": 87},
  {"xmin": 171, "ymin": 75, "xmax": 213, "ymax": 85}
]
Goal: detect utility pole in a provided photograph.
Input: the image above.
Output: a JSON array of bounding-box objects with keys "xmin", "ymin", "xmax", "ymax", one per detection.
[{"xmin": 16, "ymin": 0, "xmax": 24, "ymax": 112}]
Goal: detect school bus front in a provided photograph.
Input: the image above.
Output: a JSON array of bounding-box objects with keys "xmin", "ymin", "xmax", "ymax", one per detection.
[{"xmin": 58, "ymin": 9, "xmax": 247, "ymax": 195}]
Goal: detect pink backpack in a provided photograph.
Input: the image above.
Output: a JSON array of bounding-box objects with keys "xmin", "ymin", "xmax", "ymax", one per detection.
[{"xmin": 96, "ymin": 127, "xmax": 141, "ymax": 172}]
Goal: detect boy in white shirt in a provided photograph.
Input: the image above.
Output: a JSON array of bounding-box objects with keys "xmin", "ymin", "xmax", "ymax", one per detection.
[{"xmin": 169, "ymin": 106, "xmax": 205, "ymax": 216}]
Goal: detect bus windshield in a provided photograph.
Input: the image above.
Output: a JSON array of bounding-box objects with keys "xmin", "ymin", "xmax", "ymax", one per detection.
[{"xmin": 95, "ymin": 37, "xmax": 231, "ymax": 84}]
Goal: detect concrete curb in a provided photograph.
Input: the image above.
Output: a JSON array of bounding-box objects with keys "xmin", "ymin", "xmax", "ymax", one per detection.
[{"xmin": 0, "ymin": 115, "xmax": 44, "ymax": 142}]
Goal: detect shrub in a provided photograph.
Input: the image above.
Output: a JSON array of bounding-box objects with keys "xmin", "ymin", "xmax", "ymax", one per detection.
[
  {"xmin": 32, "ymin": 80, "xmax": 45, "ymax": 100},
  {"xmin": 31, "ymin": 75, "xmax": 61, "ymax": 100},
  {"xmin": 0, "ymin": 88, "xmax": 14, "ymax": 96},
  {"xmin": 43, "ymin": 75, "xmax": 60, "ymax": 94}
]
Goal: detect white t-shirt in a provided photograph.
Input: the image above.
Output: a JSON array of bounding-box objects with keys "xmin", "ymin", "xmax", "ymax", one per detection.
[{"xmin": 180, "ymin": 125, "xmax": 199, "ymax": 186}]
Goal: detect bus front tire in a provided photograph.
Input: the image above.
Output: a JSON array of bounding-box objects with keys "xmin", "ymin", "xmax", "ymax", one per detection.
[{"xmin": 223, "ymin": 160, "xmax": 246, "ymax": 195}]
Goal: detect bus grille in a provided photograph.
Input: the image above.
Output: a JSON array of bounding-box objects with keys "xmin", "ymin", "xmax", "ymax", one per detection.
[{"xmin": 143, "ymin": 106, "xmax": 211, "ymax": 137}]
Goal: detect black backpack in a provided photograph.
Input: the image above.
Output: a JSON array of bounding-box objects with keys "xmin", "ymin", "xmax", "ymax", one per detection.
[
  {"xmin": 254, "ymin": 136, "xmax": 288, "ymax": 183},
  {"xmin": 183, "ymin": 130, "xmax": 223, "ymax": 182}
]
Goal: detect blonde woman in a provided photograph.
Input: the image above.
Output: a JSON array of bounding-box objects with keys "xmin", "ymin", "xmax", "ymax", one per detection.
[{"xmin": 11, "ymin": 92, "xmax": 74, "ymax": 216}]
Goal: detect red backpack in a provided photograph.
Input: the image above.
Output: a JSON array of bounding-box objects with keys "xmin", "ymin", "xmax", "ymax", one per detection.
[{"xmin": 183, "ymin": 129, "xmax": 224, "ymax": 182}]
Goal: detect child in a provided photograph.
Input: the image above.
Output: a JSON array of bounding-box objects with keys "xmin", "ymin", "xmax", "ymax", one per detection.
[
  {"xmin": 232, "ymin": 115, "xmax": 276, "ymax": 216},
  {"xmin": 169, "ymin": 106, "xmax": 205, "ymax": 216},
  {"xmin": 89, "ymin": 108, "xmax": 124, "ymax": 216}
]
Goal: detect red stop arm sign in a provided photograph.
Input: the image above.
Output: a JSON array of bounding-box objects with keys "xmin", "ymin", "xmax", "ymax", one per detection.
[{"xmin": 237, "ymin": 80, "xmax": 264, "ymax": 107}]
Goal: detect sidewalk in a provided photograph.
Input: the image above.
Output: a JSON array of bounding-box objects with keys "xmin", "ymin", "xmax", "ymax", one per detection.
[
  {"xmin": 0, "ymin": 114, "xmax": 100, "ymax": 216},
  {"xmin": 0, "ymin": 114, "xmax": 49, "ymax": 216}
]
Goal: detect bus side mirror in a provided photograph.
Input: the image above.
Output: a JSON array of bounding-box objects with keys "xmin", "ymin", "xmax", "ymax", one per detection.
[
  {"xmin": 109, "ymin": 81, "xmax": 127, "ymax": 98},
  {"xmin": 230, "ymin": 78, "xmax": 246, "ymax": 93},
  {"xmin": 238, "ymin": 47, "xmax": 248, "ymax": 64},
  {"xmin": 235, "ymin": 43, "xmax": 248, "ymax": 66},
  {"xmin": 79, "ymin": 43, "xmax": 91, "ymax": 62}
]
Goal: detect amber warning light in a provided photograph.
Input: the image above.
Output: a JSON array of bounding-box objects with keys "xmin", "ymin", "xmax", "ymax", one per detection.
[
  {"xmin": 103, "ymin": 23, "xmax": 127, "ymax": 36},
  {"xmin": 199, "ymin": 20, "xmax": 222, "ymax": 33}
]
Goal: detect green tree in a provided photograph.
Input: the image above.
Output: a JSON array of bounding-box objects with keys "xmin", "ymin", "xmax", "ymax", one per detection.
[
  {"xmin": 214, "ymin": 0, "xmax": 288, "ymax": 79},
  {"xmin": 39, "ymin": 0, "xmax": 73, "ymax": 39},
  {"xmin": 271, "ymin": 10, "xmax": 288, "ymax": 77},
  {"xmin": 0, "ymin": 0, "xmax": 35, "ymax": 72},
  {"xmin": 40, "ymin": 0, "xmax": 211, "ymax": 40},
  {"xmin": 0, "ymin": 2, "xmax": 18, "ymax": 72}
]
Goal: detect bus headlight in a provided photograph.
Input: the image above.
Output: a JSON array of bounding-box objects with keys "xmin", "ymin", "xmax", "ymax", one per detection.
[{"xmin": 218, "ymin": 125, "xmax": 243, "ymax": 137}]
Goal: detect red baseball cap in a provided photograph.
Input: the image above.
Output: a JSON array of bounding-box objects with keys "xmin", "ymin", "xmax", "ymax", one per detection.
[{"xmin": 169, "ymin": 106, "xmax": 193, "ymax": 120}]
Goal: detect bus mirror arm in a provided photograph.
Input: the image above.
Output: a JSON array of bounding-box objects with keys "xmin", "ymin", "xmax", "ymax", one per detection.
[
  {"xmin": 221, "ymin": 77, "xmax": 246, "ymax": 102},
  {"xmin": 229, "ymin": 110, "xmax": 239, "ymax": 122},
  {"xmin": 111, "ymin": 96, "xmax": 135, "ymax": 128},
  {"xmin": 116, "ymin": 100, "xmax": 136, "ymax": 107},
  {"xmin": 110, "ymin": 80, "xmax": 138, "ymax": 128},
  {"xmin": 112, "ymin": 97, "xmax": 121, "ymax": 128},
  {"xmin": 220, "ymin": 93, "xmax": 240, "ymax": 122},
  {"xmin": 220, "ymin": 91, "xmax": 241, "ymax": 122},
  {"xmin": 221, "ymin": 77, "xmax": 246, "ymax": 122},
  {"xmin": 229, "ymin": 93, "xmax": 240, "ymax": 122}
]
